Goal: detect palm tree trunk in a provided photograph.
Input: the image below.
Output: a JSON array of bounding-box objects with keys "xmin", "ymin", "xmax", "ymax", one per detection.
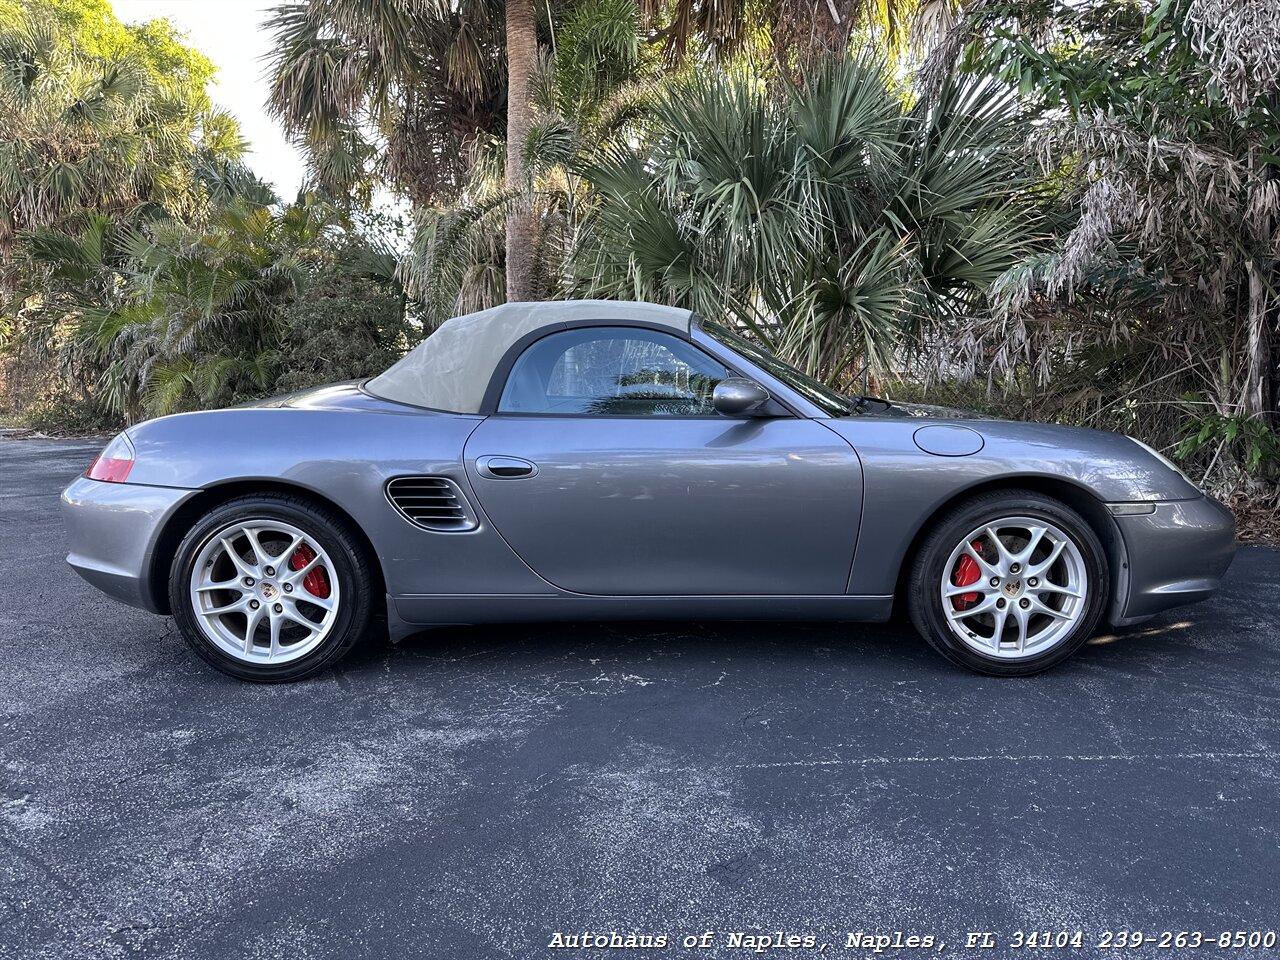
[
  {"xmin": 505, "ymin": 0, "xmax": 537, "ymax": 302},
  {"xmin": 1243, "ymin": 260, "xmax": 1272, "ymax": 422}
]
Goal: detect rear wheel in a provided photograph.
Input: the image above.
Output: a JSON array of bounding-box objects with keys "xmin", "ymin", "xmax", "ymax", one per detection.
[
  {"xmin": 169, "ymin": 495, "xmax": 375, "ymax": 682},
  {"xmin": 908, "ymin": 491, "xmax": 1109, "ymax": 676}
]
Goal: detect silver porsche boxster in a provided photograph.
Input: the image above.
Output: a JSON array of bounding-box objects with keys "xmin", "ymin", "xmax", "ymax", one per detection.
[{"xmin": 61, "ymin": 300, "xmax": 1236, "ymax": 681}]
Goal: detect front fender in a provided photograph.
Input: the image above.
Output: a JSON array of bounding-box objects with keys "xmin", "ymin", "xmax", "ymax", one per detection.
[{"xmin": 822, "ymin": 417, "xmax": 1201, "ymax": 597}]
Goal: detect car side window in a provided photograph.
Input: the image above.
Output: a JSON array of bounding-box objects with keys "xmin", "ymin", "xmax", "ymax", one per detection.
[{"xmin": 498, "ymin": 327, "xmax": 731, "ymax": 416}]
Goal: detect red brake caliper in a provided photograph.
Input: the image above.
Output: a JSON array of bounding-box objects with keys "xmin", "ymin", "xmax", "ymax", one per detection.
[
  {"xmin": 289, "ymin": 543, "xmax": 331, "ymax": 599},
  {"xmin": 951, "ymin": 541, "xmax": 984, "ymax": 611}
]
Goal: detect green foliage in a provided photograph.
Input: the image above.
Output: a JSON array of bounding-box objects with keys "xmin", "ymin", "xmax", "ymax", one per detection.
[
  {"xmin": 12, "ymin": 192, "xmax": 408, "ymax": 423},
  {"xmin": 570, "ymin": 55, "xmax": 1040, "ymax": 382},
  {"xmin": 21, "ymin": 391, "xmax": 119, "ymax": 434},
  {"xmin": 274, "ymin": 269, "xmax": 415, "ymax": 394},
  {"xmin": 0, "ymin": 0, "xmax": 251, "ymax": 258},
  {"xmin": 1176, "ymin": 400, "xmax": 1280, "ymax": 480},
  {"xmin": 401, "ymin": 0, "xmax": 666, "ymax": 324},
  {"xmin": 639, "ymin": 0, "xmax": 917, "ymax": 65},
  {"xmin": 264, "ymin": 0, "xmax": 508, "ymax": 205},
  {"xmin": 550, "ymin": 0, "xmax": 641, "ymax": 118},
  {"xmin": 0, "ymin": 0, "xmax": 421, "ymax": 428},
  {"xmin": 921, "ymin": 0, "xmax": 1280, "ymax": 488}
]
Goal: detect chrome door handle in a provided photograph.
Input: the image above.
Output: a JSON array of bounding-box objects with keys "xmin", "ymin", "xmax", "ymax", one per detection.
[{"xmin": 476, "ymin": 455, "xmax": 538, "ymax": 479}]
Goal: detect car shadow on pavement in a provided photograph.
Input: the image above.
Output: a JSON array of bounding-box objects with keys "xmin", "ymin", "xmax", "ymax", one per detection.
[{"xmin": 330, "ymin": 608, "xmax": 1214, "ymax": 682}]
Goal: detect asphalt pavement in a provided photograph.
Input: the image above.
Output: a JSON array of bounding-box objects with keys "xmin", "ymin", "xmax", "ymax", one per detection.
[{"xmin": 2, "ymin": 438, "xmax": 1278, "ymax": 959}]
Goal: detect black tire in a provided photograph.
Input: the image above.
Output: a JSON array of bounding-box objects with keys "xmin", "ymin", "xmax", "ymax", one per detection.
[
  {"xmin": 168, "ymin": 494, "xmax": 376, "ymax": 682},
  {"xmin": 907, "ymin": 489, "xmax": 1109, "ymax": 676}
]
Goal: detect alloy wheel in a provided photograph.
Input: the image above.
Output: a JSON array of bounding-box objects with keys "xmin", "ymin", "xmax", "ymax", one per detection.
[
  {"xmin": 188, "ymin": 519, "xmax": 340, "ymax": 664},
  {"xmin": 939, "ymin": 516, "xmax": 1087, "ymax": 660}
]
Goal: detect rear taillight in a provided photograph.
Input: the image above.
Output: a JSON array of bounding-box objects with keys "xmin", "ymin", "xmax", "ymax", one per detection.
[{"xmin": 87, "ymin": 432, "xmax": 135, "ymax": 483}]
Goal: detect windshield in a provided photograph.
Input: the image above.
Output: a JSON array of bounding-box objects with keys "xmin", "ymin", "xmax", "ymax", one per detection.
[{"xmin": 700, "ymin": 319, "xmax": 859, "ymax": 417}]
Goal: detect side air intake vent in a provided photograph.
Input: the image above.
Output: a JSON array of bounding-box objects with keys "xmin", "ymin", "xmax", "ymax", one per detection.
[{"xmin": 385, "ymin": 476, "xmax": 478, "ymax": 532}]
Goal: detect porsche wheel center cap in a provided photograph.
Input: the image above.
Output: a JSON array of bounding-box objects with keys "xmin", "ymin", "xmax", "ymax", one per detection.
[
  {"xmin": 261, "ymin": 583, "xmax": 278, "ymax": 601},
  {"xmin": 1003, "ymin": 580, "xmax": 1022, "ymax": 597}
]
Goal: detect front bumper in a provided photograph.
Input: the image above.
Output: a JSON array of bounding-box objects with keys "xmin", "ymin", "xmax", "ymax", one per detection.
[
  {"xmin": 1113, "ymin": 495, "xmax": 1237, "ymax": 624},
  {"xmin": 61, "ymin": 476, "xmax": 198, "ymax": 613}
]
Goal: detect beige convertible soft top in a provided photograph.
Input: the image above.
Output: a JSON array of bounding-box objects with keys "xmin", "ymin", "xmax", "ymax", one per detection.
[{"xmin": 365, "ymin": 300, "xmax": 693, "ymax": 413}]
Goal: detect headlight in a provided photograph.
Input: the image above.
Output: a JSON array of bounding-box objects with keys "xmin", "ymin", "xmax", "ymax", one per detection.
[{"xmin": 1127, "ymin": 436, "xmax": 1195, "ymax": 486}]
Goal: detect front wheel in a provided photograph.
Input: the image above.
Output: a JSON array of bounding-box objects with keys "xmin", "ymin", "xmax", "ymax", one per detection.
[
  {"xmin": 907, "ymin": 491, "xmax": 1109, "ymax": 676},
  {"xmin": 168, "ymin": 494, "xmax": 375, "ymax": 682}
]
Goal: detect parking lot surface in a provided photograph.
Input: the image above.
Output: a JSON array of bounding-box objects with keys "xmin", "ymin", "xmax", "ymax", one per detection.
[{"xmin": 2, "ymin": 438, "xmax": 1278, "ymax": 958}]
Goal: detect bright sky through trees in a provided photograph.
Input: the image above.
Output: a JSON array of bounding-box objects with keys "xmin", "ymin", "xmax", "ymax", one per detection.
[{"xmin": 111, "ymin": 0, "xmax": 304, "ymax": 198}]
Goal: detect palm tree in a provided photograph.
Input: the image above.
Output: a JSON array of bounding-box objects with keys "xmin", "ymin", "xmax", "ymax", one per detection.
[
  {"xmin": 266, "ymin": 0, "xmax": 547, "ymax": 298},
  {"xmin": 20, "ymin": 194, "xmax": 337, "ymax": 419},
  {"xmin": 505, "ymin": 0, "xmax": 537, "ymax": 299},
  {"xmin": 569, "ymin": 55, "xmax": 1039, "ymax": 385},
  {"xmin": 401, "ymin": 0, "xmax": 655, "ymax": 322},
  {"xmin": 0, "ymin": 0, "xmax": 258, "ymax": 421},
  {"xmin": 641, "ymin": 0, "xmax": 918, "ymax": 65},
  {"xmin": 0, "ymin": 0, "xmax": 246, "ymax": 295},
  {"xmin": 265, "ymin": 0, "xmax": 508, "ymax": 207}
]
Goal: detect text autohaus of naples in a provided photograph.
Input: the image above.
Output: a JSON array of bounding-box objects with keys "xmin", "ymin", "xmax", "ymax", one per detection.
[{"xmin": 545, "ymin": 931, "xmax": 942, "ymax": 950}]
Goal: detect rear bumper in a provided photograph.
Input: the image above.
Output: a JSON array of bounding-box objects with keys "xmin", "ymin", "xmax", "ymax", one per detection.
[
  {"xmin": 1113, "ymin": 495, "xmax": 1236, "ymax": 624},
  {"xmin": 61, "ymin": 476, "xmax": 198, "ymax": 613}
]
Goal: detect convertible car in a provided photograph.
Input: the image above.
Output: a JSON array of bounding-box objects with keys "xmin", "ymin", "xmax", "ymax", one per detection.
[{"xmin": 62, "ymin": 300, "xmax": 1236, "ymax": 681}]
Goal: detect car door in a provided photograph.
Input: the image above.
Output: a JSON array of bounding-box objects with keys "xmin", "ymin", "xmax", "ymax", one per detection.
[{"xmin": 462, "ymin": 325, "xmax": 863, "ymax": 597}]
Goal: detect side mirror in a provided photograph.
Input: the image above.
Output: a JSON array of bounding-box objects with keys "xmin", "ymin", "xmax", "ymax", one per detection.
[{"xmin": 712, "ymin": 378, "xmax": 771, "ymax": 416}]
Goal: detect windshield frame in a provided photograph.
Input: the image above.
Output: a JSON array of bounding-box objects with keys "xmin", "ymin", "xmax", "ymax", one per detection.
[{"xmin": 697, "ymin": 318, "xmax": 859, "ymax": 418}]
